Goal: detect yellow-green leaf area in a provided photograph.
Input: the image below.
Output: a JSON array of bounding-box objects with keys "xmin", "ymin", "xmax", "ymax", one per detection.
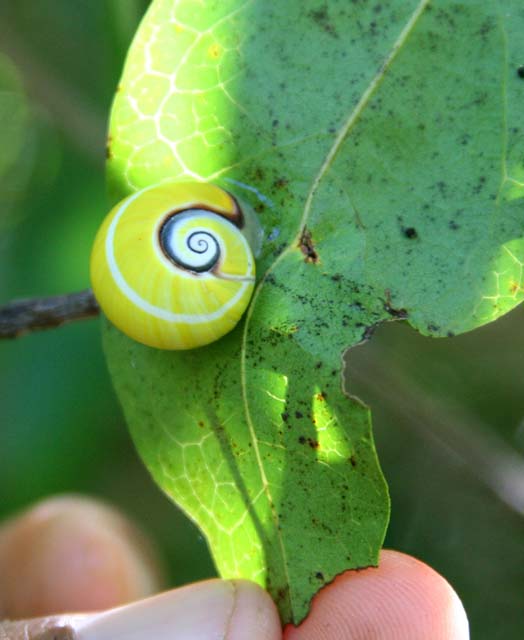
[{"xmin": 103, "ymin": 0, "xmax": 524, "ymax": 625}]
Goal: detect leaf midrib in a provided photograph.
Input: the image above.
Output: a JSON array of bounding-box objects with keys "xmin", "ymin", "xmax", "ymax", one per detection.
[{"xmin": 239, "ymin": 0, "xmax": 430, "ymax": 612}]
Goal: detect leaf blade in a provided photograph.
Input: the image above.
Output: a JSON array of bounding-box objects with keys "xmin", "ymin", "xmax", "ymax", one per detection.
[{"xmin": 103, "ymin": 0, "xmax": 524, "ymax": 624}]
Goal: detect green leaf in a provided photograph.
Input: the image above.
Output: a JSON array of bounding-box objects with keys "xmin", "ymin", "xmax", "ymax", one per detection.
[{"xmin": 103, "ymin": 0, "xmax": 524, "ymax": 624}]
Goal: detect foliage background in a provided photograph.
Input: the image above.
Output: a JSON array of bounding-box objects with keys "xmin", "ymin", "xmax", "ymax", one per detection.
[{"xmin": 0, "ymin": 1, "xmax": 523, "ymax": 637}]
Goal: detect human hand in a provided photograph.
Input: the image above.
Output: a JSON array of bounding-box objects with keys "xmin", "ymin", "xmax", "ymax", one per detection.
[{"xmin": 0, "ymin": 496, "xmax": 469, "ymax": 639}]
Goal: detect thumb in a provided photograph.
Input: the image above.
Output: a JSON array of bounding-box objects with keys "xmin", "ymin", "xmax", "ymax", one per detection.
[
  {"xmin": 0, "ymin": 495, "xmax": 162, "ymax": 617},
  {"xmin": 0, "ymin": 579, "xmax": 281, "ymax": 640},
  {"xmin": 284, "ymin": 550, "xmax": 469, "ymax": 640}
]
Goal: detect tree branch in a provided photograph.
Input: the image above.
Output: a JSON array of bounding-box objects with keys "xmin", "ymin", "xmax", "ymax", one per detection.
[{"xmin": 0, "ymin": 290, "xmax": 99, "ymax": 338}]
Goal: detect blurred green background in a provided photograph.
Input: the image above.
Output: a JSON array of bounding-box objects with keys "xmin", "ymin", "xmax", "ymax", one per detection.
[{"xmin": 0, "ymin": 2, "xmax": 523, "ymax": 638}]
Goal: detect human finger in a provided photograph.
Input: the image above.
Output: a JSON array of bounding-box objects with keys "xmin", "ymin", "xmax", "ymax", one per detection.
[
  {"xmin": 284, "ymin": 550, "xmax": 469, "ymax": 640},
  {"xmin": 0, "ymin": 579, "xmax": 281, "ymax": 640},
  {"xmin": 0, "ymin": 495, "xmax": 163, "ymax": 618}
]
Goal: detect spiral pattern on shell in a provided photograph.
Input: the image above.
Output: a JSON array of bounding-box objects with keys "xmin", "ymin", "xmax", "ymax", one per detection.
[
  {"xmin": 160, "ymin": 211, "xmax": 221, "ymax": 272},
  {"xmin": 90, "ymin": 181, "xmax": 256, "ymax": 350}
]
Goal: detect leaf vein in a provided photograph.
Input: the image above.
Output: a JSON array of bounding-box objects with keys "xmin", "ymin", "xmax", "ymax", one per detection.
[{"xmin": 239, "ymin": 1, "xmax": 430, "ymax": 614}]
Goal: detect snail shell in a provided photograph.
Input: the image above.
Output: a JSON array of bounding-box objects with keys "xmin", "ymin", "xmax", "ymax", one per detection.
[{"xmin": 90, "ymin": 181, "xmax": 256, "ymax": 350}]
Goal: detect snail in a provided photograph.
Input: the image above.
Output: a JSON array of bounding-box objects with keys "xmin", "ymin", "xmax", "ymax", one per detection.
[{"xmin": 90, "ymin": 181, "xmax": 258, "ymax": 350}]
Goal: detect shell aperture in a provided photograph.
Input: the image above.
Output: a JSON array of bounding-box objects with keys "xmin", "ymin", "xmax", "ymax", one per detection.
[{"xmin": 90, "ymin": 181, "xmax": 256, "ymax": 350}]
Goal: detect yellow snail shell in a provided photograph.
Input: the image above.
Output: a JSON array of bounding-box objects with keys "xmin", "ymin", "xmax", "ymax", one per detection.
[{"xmin": 90, "ymin": 181, "xmax": 256, "ymax": 350}]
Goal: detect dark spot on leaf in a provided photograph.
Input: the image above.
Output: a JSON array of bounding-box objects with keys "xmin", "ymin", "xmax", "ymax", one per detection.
[
  {"xmin": 273, "ymin": 177, "xmax": 288, "ymax": 189},
  {"xmin": 308, "ymin": 5, "xmax": 338, "ymax": 37},
  {"xmin": 436, "ymin": 180, "xmax": 447, "ymax": 195},
  {"xmin": 518, "ymin": 66, "xmax": 524, "ymax": 79},
  {"xmin": 198, "ymin": 421, "xmax": 204, "ymax": 427},
  {"xmin": 473, "ymin": 175, "xmax": 487, "ymax": 194},
  {"xmin": 383, "ymin": 290, "xmax": 408, "ymax": 319},
  {"xmin": 299, "ymin": 227, "xmax": 319, "ymax": 263},
  {"xmin": 281, "ymin": 412, "xmax": 289, "ymax": 422},
  {"xmin": 403, "ymin": 227, "xmax": 418, "ymax": 239},
  {"xmin": 477, "ymin": 18, "xmax": 495, "ymax": 37},
  {"xmin": 276, "ymin": 586, "xmax": 289, "ymax": 606},
  {"xmin": 298, "ymin": 435, "xmax": 306, "ymax": 444},
  {"xmin": 295, "ymin": 411, "xmax": 304, "ymax": 419},
  {"xmin": 309, "ymin": 6, "xmax": 327, "ymax": 21},
  {"xmin": 349, "ymin": 455, "xmax": 357, "ymax": 467},
  {"xmin": 427, "ymin": 323, "xmax": 440, "ymax": 332},
  {"xmin": 315, "ymin": 571, "xmax": 324, "ymax": 580}
]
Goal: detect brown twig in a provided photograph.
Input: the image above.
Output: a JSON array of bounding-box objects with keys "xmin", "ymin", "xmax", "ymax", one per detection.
[{"xmin": 0, "ymin": 290, "xmax": 99, "ymax": 339}]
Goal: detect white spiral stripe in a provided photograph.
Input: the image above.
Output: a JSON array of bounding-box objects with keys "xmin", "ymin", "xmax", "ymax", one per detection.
[{"xmin": 105, "ymin": 188, "xmax": 255, "ymax": 324}]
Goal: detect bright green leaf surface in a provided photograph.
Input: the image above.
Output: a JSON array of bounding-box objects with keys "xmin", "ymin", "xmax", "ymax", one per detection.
[{"xmin": 103, "ymin": 0, "xmax": 524, "ymax": 623}]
